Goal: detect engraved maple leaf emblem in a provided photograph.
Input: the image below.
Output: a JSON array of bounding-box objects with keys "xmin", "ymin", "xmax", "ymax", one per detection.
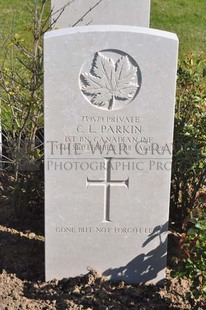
[{"xmin": 80, "ymin": 52, "xmax": 139, "ymax": 110}]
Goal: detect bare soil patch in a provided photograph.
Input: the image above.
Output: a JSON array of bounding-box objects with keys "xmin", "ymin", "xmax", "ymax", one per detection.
[{"xmin": 0, "ymin": 174, "xmax": 205, "ymax": 309}]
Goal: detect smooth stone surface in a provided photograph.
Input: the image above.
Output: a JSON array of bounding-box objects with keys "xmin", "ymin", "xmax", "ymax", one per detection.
[
  {"xmin": 44, "ymin": 25, "xmax": 178, "ymax": 284},
  {"xmin": 51, "ymin": 0, "xmax": 150, "ymax": 28}
]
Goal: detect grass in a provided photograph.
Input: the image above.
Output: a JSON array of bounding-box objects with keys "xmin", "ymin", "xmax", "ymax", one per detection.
[
  {"xmin": 0, "ymin": 0, "xmax": 50, "ymax": 56},
  {"xmin": 150, "ymin": 0, "xmax": 206, "ymax": 57},
  {"xmin": 0, "ymin": 0, "xmax": 205, "ymax": 62},
  {"xmin": 0, "ymin": 0, "xmax": 35, "ymax": 46},
  {"xmin": 0, "ymin": 0, "xmax": 205, "ymax": 59}
]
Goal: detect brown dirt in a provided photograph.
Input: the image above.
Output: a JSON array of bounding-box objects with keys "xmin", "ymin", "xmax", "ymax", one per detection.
[{"xmin": 0, "ymin": 174, "xmax": 205, "ymax": 309}]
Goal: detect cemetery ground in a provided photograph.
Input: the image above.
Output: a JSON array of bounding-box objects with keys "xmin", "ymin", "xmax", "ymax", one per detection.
[
  {"xmin": 0, "ymin": 0, "xmax": 206, "ymax": 309},
  {"xmin": 0, "ymin": 175, "xmax": 205, "ymax": 310}
]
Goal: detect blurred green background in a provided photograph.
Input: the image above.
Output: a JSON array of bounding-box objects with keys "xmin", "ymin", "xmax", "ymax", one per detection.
[{"xmin": 0, "ymin": 0, "xmax": 206, "ymax": 59}]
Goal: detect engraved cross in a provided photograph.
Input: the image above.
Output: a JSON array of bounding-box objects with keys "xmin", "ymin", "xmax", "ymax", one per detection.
[{"xmin": 86, "ymin": 158, "xmax": 129, "ymax": 222}]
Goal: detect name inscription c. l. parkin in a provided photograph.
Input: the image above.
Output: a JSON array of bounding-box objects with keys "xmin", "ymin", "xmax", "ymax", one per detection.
[{"xmin": 55, "ymin": 226, "xmax": 154, "ymax": 234}]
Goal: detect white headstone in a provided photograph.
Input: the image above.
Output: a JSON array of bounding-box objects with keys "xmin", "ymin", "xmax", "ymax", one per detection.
[
  {"xmin": 44, "ymin": 25, "xmax": 178, "ymax": 284},
  {"xmin": 51, "ymin": 0, "xmax": 150, "ymax": 28}
]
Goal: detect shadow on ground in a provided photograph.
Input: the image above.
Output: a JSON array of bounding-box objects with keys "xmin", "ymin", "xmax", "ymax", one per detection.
[
  {"xmin": 0, "ymin": 174, "xmax": 44, "ymax": 281},
  {"xmin": 0, "ymin": 228, "xmax": 44, "ymax": 281}
]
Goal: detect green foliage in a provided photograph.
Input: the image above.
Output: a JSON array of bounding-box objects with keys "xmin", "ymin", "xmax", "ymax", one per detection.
[
  {"xmin": 0, "ymin": 1, "xmax": 74, "ymax": 216},
  {"xmin": 1, "ymin": 31, "xmax": 44, "ymax": 133},
  {"xmin": 174, "ymin": 209, "xmax": 206, "ymax": 300},
  {"xmin": 0, "ymin": 1, "xmax": 50, "ymax": 215},
  {"xmin": 171, "ymin": 55, "xmax": 206, "ymax": 301},
  {"xmin": 151, "ymin": 0, "xmax": 206, "ymax": 57},
  {"xmin": 170, "ymin": 54, "xmax": 206, "ymax": 228}
]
